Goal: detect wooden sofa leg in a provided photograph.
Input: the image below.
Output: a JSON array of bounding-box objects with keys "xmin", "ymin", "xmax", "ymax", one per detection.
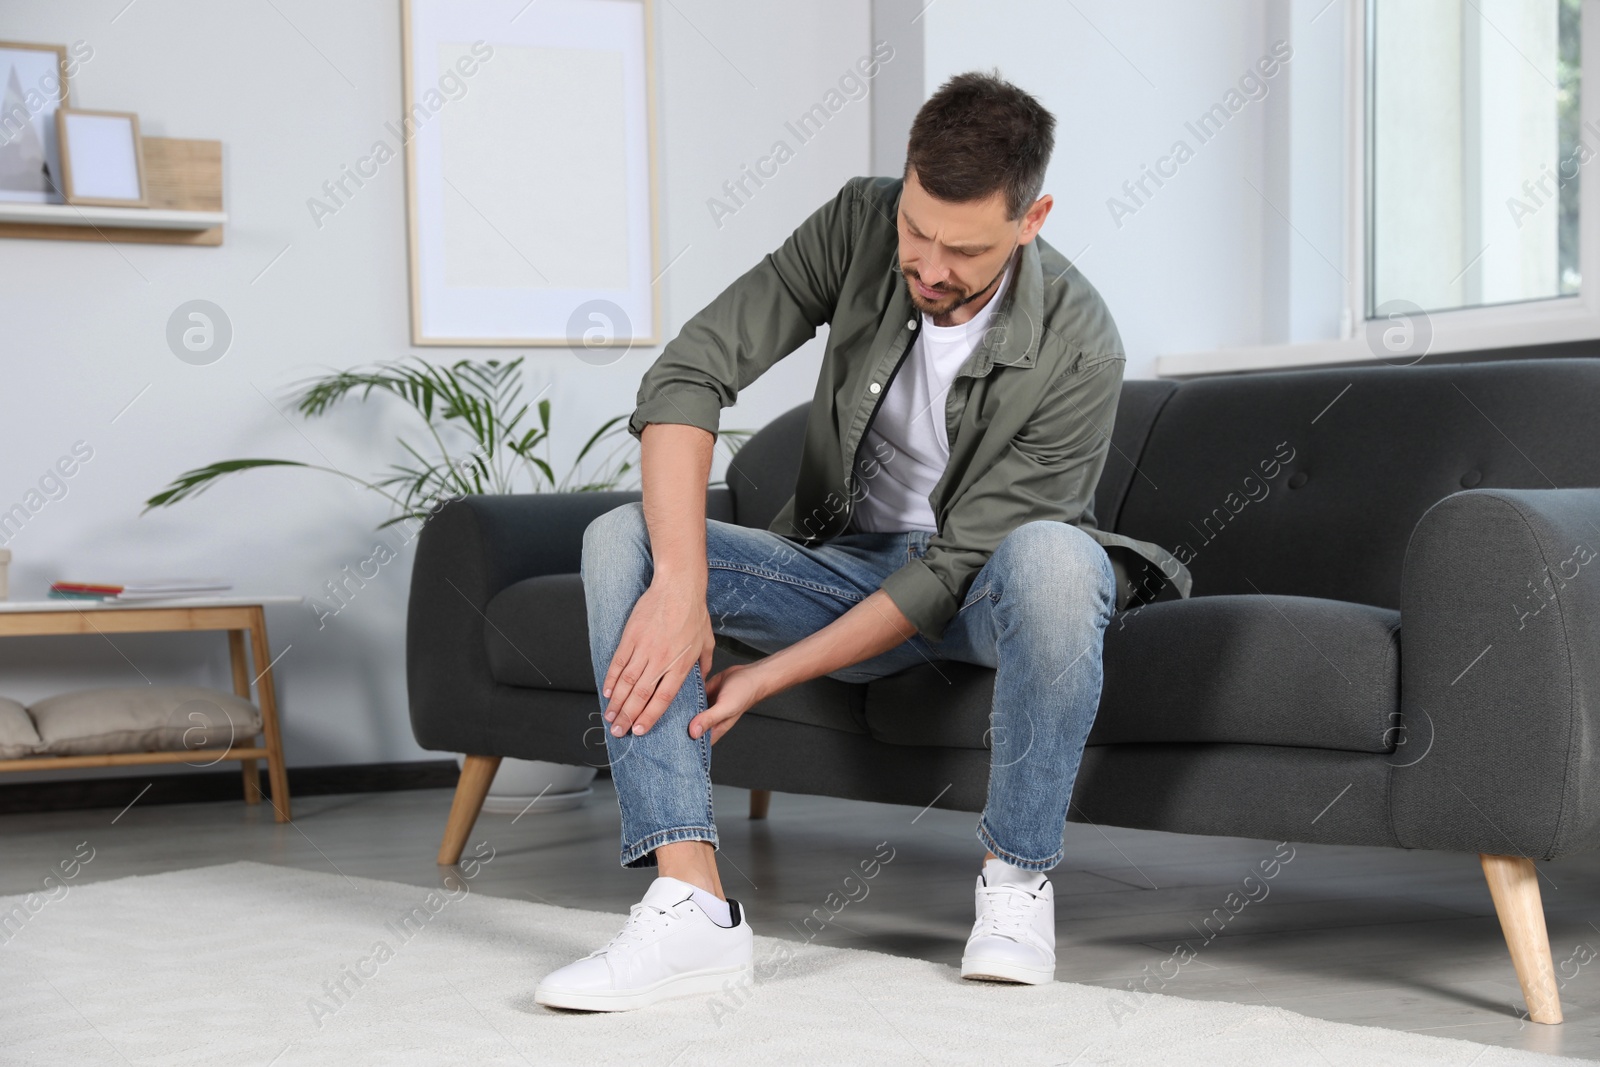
[
  {"xmin": 438, "ymin": 755, "xmax": 501, "ymax": 866},
  {"xmin": 749, "ymin": 789, "xmax": 771, "ymax": 820},
  {"xmin": 1481, "ymin": 853, "xmax": 1563, "ymax": 1024}
]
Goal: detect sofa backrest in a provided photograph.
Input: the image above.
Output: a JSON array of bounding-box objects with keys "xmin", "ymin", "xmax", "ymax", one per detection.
[
  {"xmin": 725, "ymin": 403, "xmax": 810, "ymax": 531},
  {"xmin": 726, "ymin": 358, "xmax": 1600, "ymax": 612},
  {"xmin": 1092, "ymin": 379, "xmax": 1179, "ymax": 531},
  {"xmin": 725, "ymin": 378, "xmax": 1181, "ymax": 537},
  {"xmin": 1116, "ymin": 357, "xmax": 1600, "ymax": 609}
]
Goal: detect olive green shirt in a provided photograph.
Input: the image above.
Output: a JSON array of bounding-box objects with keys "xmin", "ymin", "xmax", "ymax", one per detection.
[{"xmin": 630, "ymin": 176, "xmax": 1191, "ymax": 639}]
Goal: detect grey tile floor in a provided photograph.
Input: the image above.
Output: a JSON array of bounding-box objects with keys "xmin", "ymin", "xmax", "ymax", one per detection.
[{"xmin": 5, "ymin": 778, "xmax": 1600, "ymax": 1060}]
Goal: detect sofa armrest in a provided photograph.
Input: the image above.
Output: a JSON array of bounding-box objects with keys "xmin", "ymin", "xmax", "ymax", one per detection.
[
  {"xmin": 405, "ymin": 488, "xmax": 734, "ymax": 753},
  {"xmin": 1394, "ymin": 487, "xmax": 1600, "ymax": 858}
]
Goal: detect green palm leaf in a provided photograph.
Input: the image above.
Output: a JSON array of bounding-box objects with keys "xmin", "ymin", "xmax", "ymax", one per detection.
[
  {"xmin": 145, "ymin": 357, "xmax": 743, "ymax": 529},
  {"xmin": 144, "ymin": 459, "xmax": 314, "ymax": 510}
]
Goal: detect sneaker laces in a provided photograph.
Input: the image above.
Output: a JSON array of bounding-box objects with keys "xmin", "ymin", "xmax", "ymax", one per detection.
[
  {"xmin": 588, "ymin": 900, "xmax": 678, "ymax": 958},
  {"xmin": 973, "ymin": 882, "xmax": 1047, "ymax": 948}
]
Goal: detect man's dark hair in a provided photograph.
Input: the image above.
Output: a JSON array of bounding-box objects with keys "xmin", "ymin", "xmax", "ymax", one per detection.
[{"xmin": 904, "ymin": 70, "xmax": 1055, "ymax": 220}]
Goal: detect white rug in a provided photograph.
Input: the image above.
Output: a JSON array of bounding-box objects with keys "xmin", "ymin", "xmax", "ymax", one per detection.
[{"xmin": 0, "ymin": 861, "xmax": 1585, "ymax": 1066}]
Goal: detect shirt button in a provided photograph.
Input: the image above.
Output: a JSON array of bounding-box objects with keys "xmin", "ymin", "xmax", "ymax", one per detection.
[
  {"xmin": 869, "ymin": 382, "xmax": 881, "ymax": 394},
  {"xmin": 907, "ymin": 318, "xmax": 917, "ymax": 329}
]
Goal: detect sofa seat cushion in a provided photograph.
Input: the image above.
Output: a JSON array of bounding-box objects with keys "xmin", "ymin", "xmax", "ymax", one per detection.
[
  {"xmin": 862, "ymin": 594, "xmax": 1400, "ymax": 755},
  {"xmin": 484, "ymin": 575, "xmax": 870, "ymax": 736}
]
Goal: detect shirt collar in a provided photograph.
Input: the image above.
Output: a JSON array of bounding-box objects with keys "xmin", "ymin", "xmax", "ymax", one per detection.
[
  {"xmin": 880, "ymin": 185, "xmax": 1044, "ymax": 376},
  {"xmin": 883, "ymin": 222, "xmax": 1043, "ymax": 379},
  {"xmin": 985, "ymin": 239, "xmax": 1042, "ymax": 371},
  {"xmin": 952, "ymin": 240, "xmax": 1041, "ymax": 378}
]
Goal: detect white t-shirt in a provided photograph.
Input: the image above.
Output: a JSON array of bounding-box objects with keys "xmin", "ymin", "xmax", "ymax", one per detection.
[{"xmin": 850, "ymin": 262, "xmax": 1013, "ymax": 533}]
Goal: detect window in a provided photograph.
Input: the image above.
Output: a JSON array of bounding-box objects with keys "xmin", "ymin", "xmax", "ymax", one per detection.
[
  {"xmin": 1154, "ymin": 0, "xmax": 1600, "ymax": 375},
  {"xmin": 1368, "ymin": 0, "xmax": 1581, "ymax": 315}
]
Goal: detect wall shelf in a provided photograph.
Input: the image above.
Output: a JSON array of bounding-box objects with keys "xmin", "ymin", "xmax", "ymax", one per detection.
[
  {"xmin": 0, "ymin": 136, "xmax": 225, "ymax": 246},
  {"xmin": 0, "ymin": 202, "xmax": 226, "ymax": 230}
]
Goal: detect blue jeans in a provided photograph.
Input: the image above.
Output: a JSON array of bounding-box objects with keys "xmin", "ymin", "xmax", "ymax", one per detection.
[{"xmin": 581, "ymin": 502, "xmax": 1116, "ymax": 872}]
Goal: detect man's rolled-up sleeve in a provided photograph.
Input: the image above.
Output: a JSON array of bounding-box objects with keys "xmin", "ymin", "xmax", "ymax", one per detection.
[
  {"xmin": 879, "ymin": 354, "xmax": 1126, "ymax": 640},
  {"xmin": 628, "ymin": 181, "xmax": 861, "ymax": 440}
]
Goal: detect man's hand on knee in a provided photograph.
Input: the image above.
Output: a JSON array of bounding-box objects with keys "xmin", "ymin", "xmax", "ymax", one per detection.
[{"xmin": 603, "ymin": 578, "xmax": 715, "ymax": 737}]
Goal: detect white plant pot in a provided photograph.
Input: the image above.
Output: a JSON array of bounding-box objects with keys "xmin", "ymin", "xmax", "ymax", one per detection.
[{"xmin": 456, "ymin": 755, "xmax": 596, "ymax": 815}]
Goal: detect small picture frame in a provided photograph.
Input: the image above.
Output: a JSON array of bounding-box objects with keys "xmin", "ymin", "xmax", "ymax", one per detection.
[
  {"xmin": 56, "ymin": 108, "xmax": 147, "ymax": 207},
  {"xmin": 0, "ymin": 40, "xmax": 71, "ymax": 203}
]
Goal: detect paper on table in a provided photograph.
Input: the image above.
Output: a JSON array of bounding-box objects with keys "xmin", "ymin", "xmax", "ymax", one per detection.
[{"xmin": 117, "ymin": 579, "xmax": 232, "ymax": 594}]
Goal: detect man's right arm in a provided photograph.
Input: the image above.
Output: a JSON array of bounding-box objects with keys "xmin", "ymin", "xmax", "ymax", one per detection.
[
  {"xmin": 600, "ymin": 422, "xmax": 716, "ymax": 737},
  {"xmin": 602, "ymin": 180, "xmax": 865, "ymax": 735}
]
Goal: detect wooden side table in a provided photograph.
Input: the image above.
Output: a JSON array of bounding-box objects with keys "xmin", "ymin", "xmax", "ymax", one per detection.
[{"xmin": 0, "ymin": 596, "xmax": 300, "ymax": 821}]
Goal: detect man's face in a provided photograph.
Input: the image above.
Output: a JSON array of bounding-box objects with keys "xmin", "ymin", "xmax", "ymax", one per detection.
[{"xmin": 896, "ymin": 167, "xmax": 1051, "ymax": 322}]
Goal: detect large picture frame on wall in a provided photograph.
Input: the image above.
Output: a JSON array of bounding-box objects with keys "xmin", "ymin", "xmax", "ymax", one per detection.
[{"xmin": 401, "ymin": 0, "xmax": 660, "ymax": 348}]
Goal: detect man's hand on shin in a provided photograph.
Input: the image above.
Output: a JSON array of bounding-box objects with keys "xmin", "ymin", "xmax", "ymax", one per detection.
[{"xmin": 602, "ymin": 574, "xmax": 715, "ymax": 738}]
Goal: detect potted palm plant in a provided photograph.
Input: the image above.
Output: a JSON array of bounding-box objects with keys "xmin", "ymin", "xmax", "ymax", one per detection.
[
  {"xmin": 147, "ymin": 356, "xmax": 747, "ymax": 814},
  {"xmin": 146, "ymin": 356, "xmax": 657, "ymax": 519}
]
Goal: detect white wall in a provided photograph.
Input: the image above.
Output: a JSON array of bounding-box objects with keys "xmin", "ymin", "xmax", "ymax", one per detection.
[
  {"xmin": 0, "ymin": 0, "xmax": 873, "ymax": 775},
  {"xmin": 1273, "ymin": 0, "xmax": 1348, "ymax": 346},
  {"xmin": 870, "ymin": 0, "xmax": 926, "ymax": 177},
  {"xmin": 922, "ymin": 0, "xmax": 1326, "ymax": 377}
]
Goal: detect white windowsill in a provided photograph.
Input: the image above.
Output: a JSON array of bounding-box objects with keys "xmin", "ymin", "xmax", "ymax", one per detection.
[{"xmin": 1156, "ymin": 295, "xmax": 1600, "ymax": 377}]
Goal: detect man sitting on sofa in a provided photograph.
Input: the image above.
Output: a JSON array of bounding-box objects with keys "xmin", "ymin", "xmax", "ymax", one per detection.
[{"xmin": 535, "ymin": 71, "xmax": 1185, "ymax": 1012}]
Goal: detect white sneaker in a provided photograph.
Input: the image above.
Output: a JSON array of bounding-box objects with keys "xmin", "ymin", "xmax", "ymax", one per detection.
[
  {"xmin": 535, "ymin": 876, "xmax": 753, "ymax": 1011},
  {"xmin": 960, "ymin": 865, "xmax": 1056, "ymax": 984}
]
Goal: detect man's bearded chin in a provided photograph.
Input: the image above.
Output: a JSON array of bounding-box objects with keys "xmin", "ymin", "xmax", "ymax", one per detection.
[{"xmin": 902, "ymin": 269, "xmax": 965, "ymax": 315}]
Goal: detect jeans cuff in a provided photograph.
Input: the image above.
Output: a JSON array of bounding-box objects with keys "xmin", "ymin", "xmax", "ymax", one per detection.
[
  {"xmin": 620, "ymin": 825, "xmax": 719, "ymax": 869},
  {"xmin": 977, "ymin": 817, "xmax": 1061, "ymax": 872}
]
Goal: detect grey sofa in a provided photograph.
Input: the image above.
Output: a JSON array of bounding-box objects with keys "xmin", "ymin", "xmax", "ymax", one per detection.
[{"xmin": 407, "ymin": 356, "xmax": 1600, "ymax": 1023}]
